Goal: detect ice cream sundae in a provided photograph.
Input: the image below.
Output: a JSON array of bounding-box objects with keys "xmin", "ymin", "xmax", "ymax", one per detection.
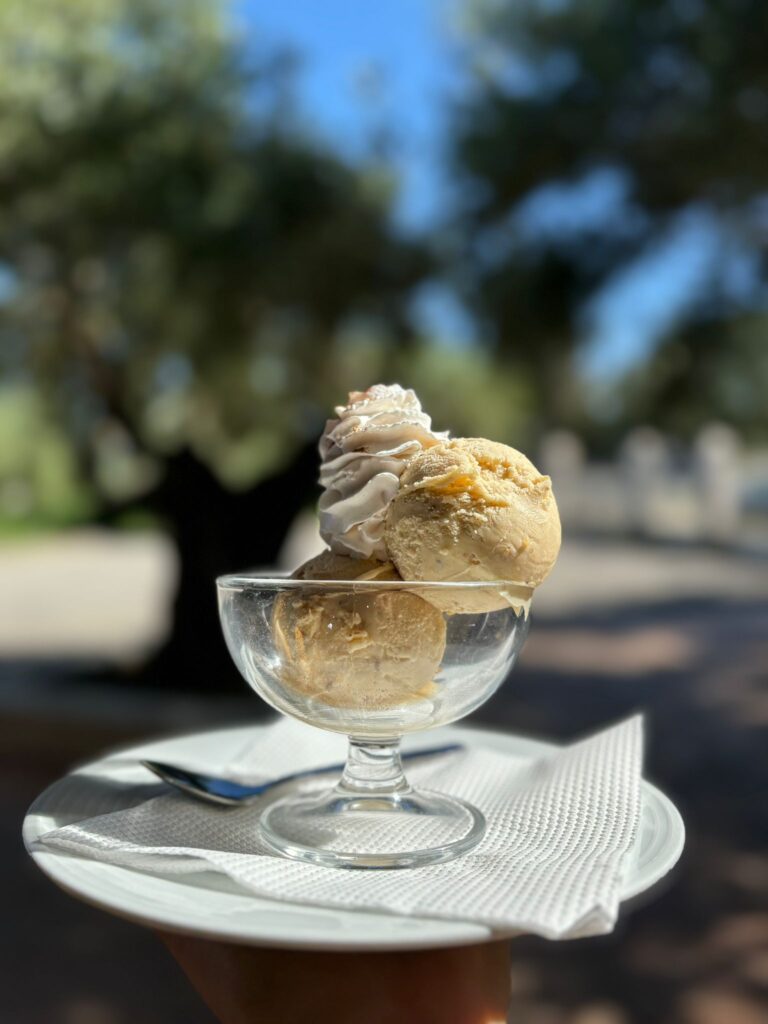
[
  {"xmin": 273, "ymin": 384, "xmax": 561, "ymax": 711},
  {"xmin": 216, "ymin": 384, "xmax": 561, "ymax": 866}
]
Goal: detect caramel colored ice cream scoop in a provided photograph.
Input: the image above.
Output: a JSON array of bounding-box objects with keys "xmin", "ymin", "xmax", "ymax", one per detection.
[
  {"xmin": 273, "ymin": 551, "xmax": 446, "ymax": 709},
  {"xmin": 292, "ymin": 549, "xmax": 399, "ymax": 583},
  {"xmin": 385, "ymin": 438, "xmax": 560, "ymax": 613}
]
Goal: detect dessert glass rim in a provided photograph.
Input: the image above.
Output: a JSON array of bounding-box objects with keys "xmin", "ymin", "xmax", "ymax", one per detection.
[{"xmin": 216, "ymin": 571, "xmax": 534, "ymax": 595}]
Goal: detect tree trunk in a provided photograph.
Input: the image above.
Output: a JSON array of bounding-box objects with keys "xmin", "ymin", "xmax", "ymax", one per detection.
[{"xmin": 137, "ymin": 441, "xmax": 319, "ymax": 693}]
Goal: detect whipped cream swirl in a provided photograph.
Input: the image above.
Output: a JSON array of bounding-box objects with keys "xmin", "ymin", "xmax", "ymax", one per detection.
[{"xmin": 318, "ymin": 384, "xmax": 447, "ymax": 560}]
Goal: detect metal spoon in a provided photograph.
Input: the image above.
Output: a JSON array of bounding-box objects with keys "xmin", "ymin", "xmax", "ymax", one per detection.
[{"xmin": 141, "ymin": 743, "xmax": 464, "ymax": 807}]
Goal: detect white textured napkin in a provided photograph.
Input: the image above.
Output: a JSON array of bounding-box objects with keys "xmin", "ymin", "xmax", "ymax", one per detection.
[{"xmin": 37, "ymin": 716, "xmax": 643, "ymax": 939}]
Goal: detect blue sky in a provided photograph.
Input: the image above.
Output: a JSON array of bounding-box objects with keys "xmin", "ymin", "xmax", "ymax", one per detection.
[
  {"xmin": 236, "ymin": 0, "xmax": 458, "ymax": 230},
  {"xmin": 233, "ymin": 1, "xmax": 726, "ymax": 378}
]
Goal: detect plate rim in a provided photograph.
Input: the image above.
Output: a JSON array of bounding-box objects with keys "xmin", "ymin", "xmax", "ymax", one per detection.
[{"xmin": 23, "ymin": 721, "xmax": 685, "ymax": 951}]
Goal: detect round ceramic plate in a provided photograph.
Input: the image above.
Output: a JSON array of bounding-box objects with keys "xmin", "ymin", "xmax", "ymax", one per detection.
[{"xmin": 23, "ymin": 723, "xmax": 685, "ymax": 952}]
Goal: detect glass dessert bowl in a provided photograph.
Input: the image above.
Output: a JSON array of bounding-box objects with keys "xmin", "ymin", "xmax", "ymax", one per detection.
[{"xmin": 217, "ymin": 573, "xmax": 531, "ymax": 869}]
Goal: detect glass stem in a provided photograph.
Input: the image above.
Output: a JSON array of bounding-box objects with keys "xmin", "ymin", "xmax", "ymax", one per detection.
[{"xmin": 336, "ymin": 738, "xmax": 410, "ymax": 797}]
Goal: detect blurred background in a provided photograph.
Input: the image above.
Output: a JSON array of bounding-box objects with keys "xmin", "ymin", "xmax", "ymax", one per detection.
[{"xmin": 3, "ymin": 1, "xmax": 767, "ymax": 1021}]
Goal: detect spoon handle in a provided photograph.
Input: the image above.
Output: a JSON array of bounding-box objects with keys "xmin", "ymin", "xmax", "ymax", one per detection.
[{"xmin": 142, "ymin": 742, "xmax": 464, "ymax": 806}]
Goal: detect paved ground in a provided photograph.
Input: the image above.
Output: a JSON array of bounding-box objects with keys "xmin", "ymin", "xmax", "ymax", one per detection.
[
  {"xmin": 2, "ymin": 528, "xmax": 767, "ymax": 662},
  {"xmin": 3, "ymin": 531, "xmax": 768, "ymax": 1023}
]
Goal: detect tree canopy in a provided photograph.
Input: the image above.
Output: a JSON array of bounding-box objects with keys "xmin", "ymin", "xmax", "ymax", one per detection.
[
  {"xmin": 0, "ymin": 0, "xmax": 428, "ymax": 506},
  {"xmin": 451, "ymin": 0, "xmax": 768, "ymax": 438}
]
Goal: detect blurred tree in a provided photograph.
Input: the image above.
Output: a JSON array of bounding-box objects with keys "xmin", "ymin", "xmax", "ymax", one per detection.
[
  {"xmin": 393, "ymin": 344, "xmax": 534, "ymax": 445},
  {"xmin": 0, "ymin": 386, "xmax": 92, "ymax": 529},
  {"xmin": 0, "ymin": 0, "xmax": 429, "ymax": 688},
  {"xmin": 452, "ymin": 0, "xmax": 768, "ymax": 438},
  {"xmin": 620, "ymin": 312, "xmax": 768, "ymax": 440}
]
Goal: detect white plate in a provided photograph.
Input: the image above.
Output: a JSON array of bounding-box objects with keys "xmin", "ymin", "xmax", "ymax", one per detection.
[{"xmin": 23, "ymin": 723, "xmax": 685, "ymax": 952}]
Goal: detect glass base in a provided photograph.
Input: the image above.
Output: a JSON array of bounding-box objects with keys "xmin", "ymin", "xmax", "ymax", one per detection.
[{"xmin": 260, "ymin": 787, "xmax": 486, "ymax": 869}]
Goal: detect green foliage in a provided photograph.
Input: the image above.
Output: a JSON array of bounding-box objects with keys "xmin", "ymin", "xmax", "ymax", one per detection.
[
  {"xmin": 394, "ymin": 344, "xmax": 535, "ymax": 448},
  {"xmin": 0, "ymin": 0, "xmax": 428, "ymax": 513},
  {"xmin": 0, "ymin": 386, "xmax": 94, "ymax": 527},
  {"xmin": 620, "ymin": 313, "xmax": 768, "ymax": 441},
  {"xmin": 459, "ymin": 0, "xmax": 768, "ymax": 210},
  {"xmin": 452, "ymin": 0, "xmax": 768, "ymax": 436}
]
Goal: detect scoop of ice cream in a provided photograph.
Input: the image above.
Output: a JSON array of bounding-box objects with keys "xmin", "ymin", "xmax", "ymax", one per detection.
[
  {"xmin": 273, "ymin": 551, "xmax": 446, "ymax": 709},
  {"xmin": 318, "ymin": 384, "xmax": 447, "ymax": 560},
  {"xmin": 293, "ymin": 549, "xmax": 400, "ymax": 583},
  {"xmin": 385, "ymin": 438, "xmax": 560, "ymax": 613}
]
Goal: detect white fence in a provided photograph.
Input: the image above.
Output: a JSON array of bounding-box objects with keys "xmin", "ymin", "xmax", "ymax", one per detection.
[{"xmin": 540, "ymin": 425, "xmax": 768, "ymax": 548}]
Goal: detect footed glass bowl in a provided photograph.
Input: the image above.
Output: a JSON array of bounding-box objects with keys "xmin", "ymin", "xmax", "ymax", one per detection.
[{"xmin": 217, "ymin": 574, "xmax": 531, "ymax": 869}]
